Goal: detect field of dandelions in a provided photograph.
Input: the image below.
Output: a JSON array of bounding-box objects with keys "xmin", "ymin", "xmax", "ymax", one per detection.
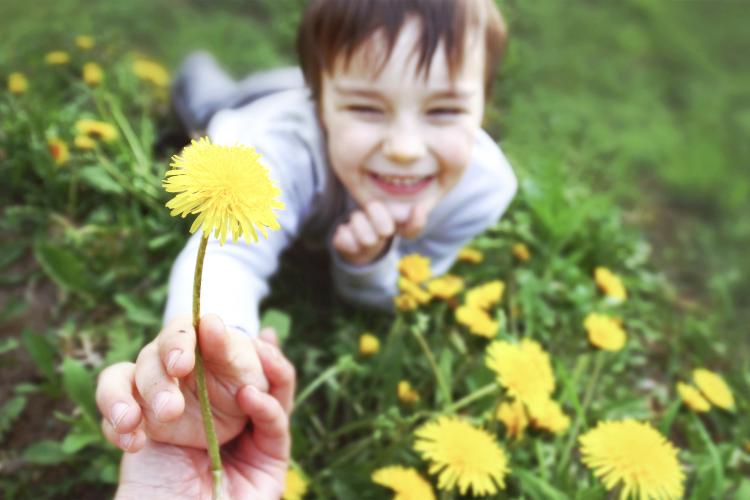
[{"xmin": 1, "ymin": 0, "xmax": 748, "ymax": 498}]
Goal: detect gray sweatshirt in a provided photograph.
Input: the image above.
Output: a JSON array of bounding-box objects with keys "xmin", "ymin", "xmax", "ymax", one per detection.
[{"xmin": 163, "ymin": 88, "xmax": 517, "ymax": 336}]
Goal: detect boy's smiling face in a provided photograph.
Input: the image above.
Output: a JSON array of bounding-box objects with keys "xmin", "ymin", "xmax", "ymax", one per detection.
[{"xmin": 320, "ymin": 17, "xmax": 486, "ymax": 230}]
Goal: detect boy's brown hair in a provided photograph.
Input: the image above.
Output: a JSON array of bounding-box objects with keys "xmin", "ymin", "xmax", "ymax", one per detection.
[{"xmin": 297, "ymin": 0, "xmax": 508, "ymax": 102}]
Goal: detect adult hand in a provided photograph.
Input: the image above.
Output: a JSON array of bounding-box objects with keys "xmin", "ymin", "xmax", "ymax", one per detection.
[{"xmin": 112, "ymin": 328, "xmax": 296, "ymax": 500}]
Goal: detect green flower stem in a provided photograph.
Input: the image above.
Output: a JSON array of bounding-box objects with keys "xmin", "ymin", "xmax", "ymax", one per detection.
[
  {"xmin": 555, "ymin": 352, "xmax": 605, "ymax": 479},
  {"xmin": 444, "ymin": 382, "xmax": 498, "ymax": 414},
  {"xmin": 295, "ymin": 358, "xmax": 350, "ymax": 408},
  {"xmin": 411, "ymin": 327, "xmax": 452, "ymax": 405},
  {"xmin": 193, "ymin": 233, "xmax": 223, "ymax": 500}
]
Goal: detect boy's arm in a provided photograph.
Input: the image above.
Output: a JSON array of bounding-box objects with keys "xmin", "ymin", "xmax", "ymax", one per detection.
[{"xmin": 330, "ymin": 136, "xmax": 517, "ymax": 309}]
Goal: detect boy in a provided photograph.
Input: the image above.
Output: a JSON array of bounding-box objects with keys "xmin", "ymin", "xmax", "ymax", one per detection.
[{"xmin": 97, "ymin": 0, "xmax": 515, "ymax": 471}]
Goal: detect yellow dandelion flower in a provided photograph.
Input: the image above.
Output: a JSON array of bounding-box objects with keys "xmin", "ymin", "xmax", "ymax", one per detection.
[
  {"xmin": 398, "ymin": 253, "xmax": 432, "ymax": 284},
  {"xmin": 399, "ymin": 277, "xmax": 431, "ymax": 304},
  {"xmin": 132, "ymin": 58, "xmax": 170, "ymax": 87},
  {"xmin": 594, "ymin": 267, "xmax": 627, "ymax": 302},
  {"xmin": 583, "ymin": 313, "xmax": 627, "ymax": 351},
  {"xmin": 282, "ymin": 466, "xmax": 308, "ymax": 500},
  {"xmin": 456, "ymin": 305, "xmax": 498, "ymax": 338},
  {"xmin": 676, "ymin": 382, "xmax": 711, "ymax": 413},
  {"xmin": 465, "ymin": 280, "xmax": 504, "ymax": 310},
  {"xmin": 414, "ymin": 416, "xmax": 509, "ymax": 496},
  {"xmin": 163, "ymin": 137, "xmax": 284, "ymax": 245},
  {"xmin": 693, "ymin": 368, "xmax": 734, "ymax": 411},
  {"xmin": 486, "ymin": 339, "xmax": 555, "ymax": 407},
  {"xmin": 512, "ymin": 242, "xmax": 531, "ymax": 262},
  {"xmin": 47, "ymin": 138, "xmax": 70, "ymax": 166},
  {"xmin": 527, "ymin": 398, "xmax": 570, "ymax": 435},
  {"xmin": 457, "ymin": 247, "xmax": 483, "ymax": 263},
  {"xmin": 75, "ymin": 35, "xmax": 94, "ymax": 49},
  {"xmin": 426, "ymin": 274, "xmax": 464, "ymax": 300},
  {"xmin": 496, "ymin": 399, "xmax": 528, "ymax": 440},
  {"xmin": 398, "ymin": 380, "xmax": 420, "ymax": 404},
  {"xmin": 8, "ymin": 72, "xmax": 28, "ymax": 94},
  {"xmin": 579, "ymin": 419, "xmax": 684, "ymax": 500},
  {"xmin": 74, "ymin": 135, "xmax": 97, "ymax": 150},
  {"xmin": 45, "ymin": 51, "xmax": 70, "ymax": 65},
  {"xmin": 372, "ymin": 466, "xmax": 436, "ymax": 500},
  {"xmin": 75, "ymin": 119, "xmax": 119, "ymax": 142},
  {"xmin": 358, "ymin": 332, "xmax": 380, "ymax": 357},
  {"xmin": 394, "ymin": 293, "xmax": 419, "ymax": 311},
  {"xmin": 82, "ymin": 62, "xmax": 103, "ymax": 86}
]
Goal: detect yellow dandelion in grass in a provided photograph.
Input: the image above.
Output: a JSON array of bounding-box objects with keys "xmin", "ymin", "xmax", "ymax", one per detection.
[
  {"xmin": 580, "ymin": 419, "xmax": 684, "ymax": 500},
  {"xmin": 594, "ymin": 266, "xmax": 627, "ymax": 302},
  {"xmin": 457, "ymin": 247, "xmax": 483, "ymax": 263},
  {"xmin": 45, "ymin": 51, "xmax": 70, "ymax": 65},
  {"xmin": 465, "ymin": 280, "xmax": 504, "ymax": 310},
  {"xmin": 74, "ymin": 135, "xmax": 97, "ymax": 150},
  {"xmin": 394, "ymin": 293, "xmax": 419, "ymax": 311},
  {"xmin": 486, "ymin": 339, "xmax": 555, "ymax": 408},
  {"xmin": 399, "ymin": 277, "xmax": 431, "ymax": 305},
  {"xmin": 75, "ymin": 119, "xmax": 119, "ymax": 142},
  {"xmin": 47, "ymin": 138, "xmax": 70, "ymax": 166},
  {"xmin": 496, "ymin": 399, "xmax": 528, "ymax": 440},
  {"xmin": 398, "ymin": 253, "xmax": 432, "ymax": 284},
  {"xmin": 527, "ymin": 398, "xmax": 570, "ymax": 435},
  {"xmin": 75, "ymin": 35, "xmax": 94, "ymax": 49},
  {"xmin": 82, "ymin": 62, "xmax": 103, "ymax": 86},
  {"xmin": 676, "ymin": 382, "xmax": 710, "ymax": 413},
  {"xmin": 693, "ymin": 368, "xmax": 734, "ymax": 411},
  {"xmin": 282, "ymin": 466, "xmax": 308, "ymax": 500},
  {"xmin": 398, "ymin": 380, "xmax": 420, "ymax": 404},
  {"xmin": 8, "ymin": 72, "xmax": 28, "ymax": 94},
  {"xmin": 512, "ymin": 242, "xmax": 531, "ymax": 262},
  {"xmin": 358, "ymin": 332, "xmax": 380, "ymax": 357},
  {"xmin": 456, "ymin": 305, "xmax": 498, "ymax": 338},
  {"xmin": 414, "ymin": 416, "xmax": 509, "ymax": 496},
  {"xmin": 164, "ymin": 137, "xmax": 284, "ymax": 245},
  {"xmin": 133, "ymin": 58, "xmax": 170, "ymax": 87},
  {"xmin": 426, "ymin": 274, "xmax": 464, "ymax": 300},
  {"xmin": 583, "ymin": 313, "xmax": 627, "ymax": 351},
  {"xmin": 372, "ymin": 466, "xmax": 436, "ymax": 500}
]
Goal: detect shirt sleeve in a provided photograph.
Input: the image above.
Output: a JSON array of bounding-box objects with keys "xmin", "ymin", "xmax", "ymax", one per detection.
[
  {"xmin": 328, "ymin": 134, "xmax": 517, "ymax": 311},
  {"xmin": 162, "ymin": 110, "xmax": 316, "ymax": 337}
]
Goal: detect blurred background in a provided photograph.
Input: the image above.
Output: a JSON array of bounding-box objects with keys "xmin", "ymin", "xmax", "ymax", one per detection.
[{"xmin": 1, "ymin": 0, "xmax": 748, "ymax": 497}]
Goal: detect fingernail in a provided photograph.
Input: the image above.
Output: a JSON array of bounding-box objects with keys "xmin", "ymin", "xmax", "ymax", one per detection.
[
  {"xmin": 119, "ymin": 433, "xmax": 133, "ymax": 450},
  {"xmin": 110, "ymin": 402, "xmax": 129, "ymax": 429},
  {"xmin": 166, "ymin": 349, "xmax": 182, "ymax": 372},
  {"xmin": 261, "ymin": 341, "xmax": 280, "ymax": 361},
  {"xmin": 154, "ymin": 391, "xmax": 171, "ymax": 419}
]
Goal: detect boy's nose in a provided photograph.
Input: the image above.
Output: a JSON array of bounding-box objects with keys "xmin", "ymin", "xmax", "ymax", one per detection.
[{"xmin": 383, "ymin": 124, "xmax": 426, "ymax": 165}]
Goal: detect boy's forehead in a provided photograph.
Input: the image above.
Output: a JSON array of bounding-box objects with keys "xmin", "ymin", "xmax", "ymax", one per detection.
[{"xmin": 330, "ymin": 17, "xmax": 484, "ymax": 89}]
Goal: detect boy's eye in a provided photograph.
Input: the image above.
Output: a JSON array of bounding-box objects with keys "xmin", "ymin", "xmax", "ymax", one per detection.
[
  {"xmin": 428, "ymin": 107, "xmax": 464, "ymax": 117},
  {"xmin": 346, "ymin": 105, "xmax": 383, "ymax": 115}
]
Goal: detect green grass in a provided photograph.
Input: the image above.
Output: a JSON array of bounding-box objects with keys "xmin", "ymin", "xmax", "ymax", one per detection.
[{"xmin": 1, "ymin": 0, "xmax": 748, "ymax": 498}]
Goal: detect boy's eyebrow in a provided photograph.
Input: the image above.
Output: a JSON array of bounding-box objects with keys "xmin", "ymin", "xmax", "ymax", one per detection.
[
  {"xmin": 333, "ymin": 85, "xmax": 476, "ymax": 100},
  {"xmin": 332, "ymin": 85, "xmax": 384, "ymax": 98}
]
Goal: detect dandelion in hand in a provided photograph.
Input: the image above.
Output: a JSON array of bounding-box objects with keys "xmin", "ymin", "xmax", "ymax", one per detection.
[
  {"xmin": 282, "ymin": 466, "xmax": 308, "ymax": 500},
  {"xmin": 164, "ymin": 137, "xmax": 284, "ymax": 245},
  {"xmin": 372, "ymin": 466, "xmax": 435, "ymax": 500},
  {"xmin": 579, "ymin": 419, "xmax": 684, "ymax": 500},
  {"xmin": 414, "ymin": 416, "xmax": 509, "ymax": 496}
]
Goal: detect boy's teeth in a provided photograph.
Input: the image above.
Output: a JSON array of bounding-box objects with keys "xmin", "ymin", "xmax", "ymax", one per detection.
[{"xmin": 375, "ymin": 174, "xmax": 427, "ymax": 186}]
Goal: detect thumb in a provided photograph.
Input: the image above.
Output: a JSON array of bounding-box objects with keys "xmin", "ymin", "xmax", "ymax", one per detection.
[{"xmin": 397, "ymin": 201, "xmax": 430, "ymax": 238}]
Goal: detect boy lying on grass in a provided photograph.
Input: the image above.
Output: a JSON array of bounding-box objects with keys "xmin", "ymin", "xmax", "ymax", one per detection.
[{"xmin": 97, "ymin": 0, "xmax": 516, "ymax": 497}]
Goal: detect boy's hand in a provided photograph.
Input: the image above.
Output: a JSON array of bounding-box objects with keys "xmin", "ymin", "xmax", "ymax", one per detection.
[
  {"xmin": 96, "ymin": 314, "xmax": 285, "ymax": 451},
  {"xmin": 332, "ymin": 200, "xmax": 429, "ymax": 266}
]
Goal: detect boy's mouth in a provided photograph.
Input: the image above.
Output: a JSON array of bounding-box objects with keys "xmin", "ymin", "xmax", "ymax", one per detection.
[{"xmin": 368, "ymin": 172, "xmax": 435, "ymax": 196}]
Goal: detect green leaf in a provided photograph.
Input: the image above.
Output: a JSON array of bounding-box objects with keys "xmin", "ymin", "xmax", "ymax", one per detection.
[
  {"xmin": 23, "ymin": 440, "xmax": 69, "ymax": 465},
  {"xmin": 0, "ymin": 396, "xmax": 27, "ymax": 441},
  {"xmin": 21, "ymin": 330, "xmax": 56, "ymax": 380},
  {"xmin": 33, "ymin": 241, "xmax": 92, "ymax": 294},
  {"xmin": 692, "ymin": 414, "xmax": 725, "ymax": 496},
  {"xmin": 0, "ymin": 337, "xmax": 20, "ymax": 355},
  {"xmin": 61, "ymin": 357, "xmax": 97, "ymax": 421},
  {"xmin": 61, "ymin": 429, "xmax": 102, "ymax": 453},
  {"xmin": 78, "ymin": 165, "xmax": 125, "ymax": 194},
  {"xmin": 261, "ymin": 308, "xmax": 292, "ymax": 341},
  {"xmin": 114, "ymin": 293, "xmax": 161, "ymax": 327},
  {"xmin": 515, "ymin": 467, "xmax": 568, "ymax": 500}
]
